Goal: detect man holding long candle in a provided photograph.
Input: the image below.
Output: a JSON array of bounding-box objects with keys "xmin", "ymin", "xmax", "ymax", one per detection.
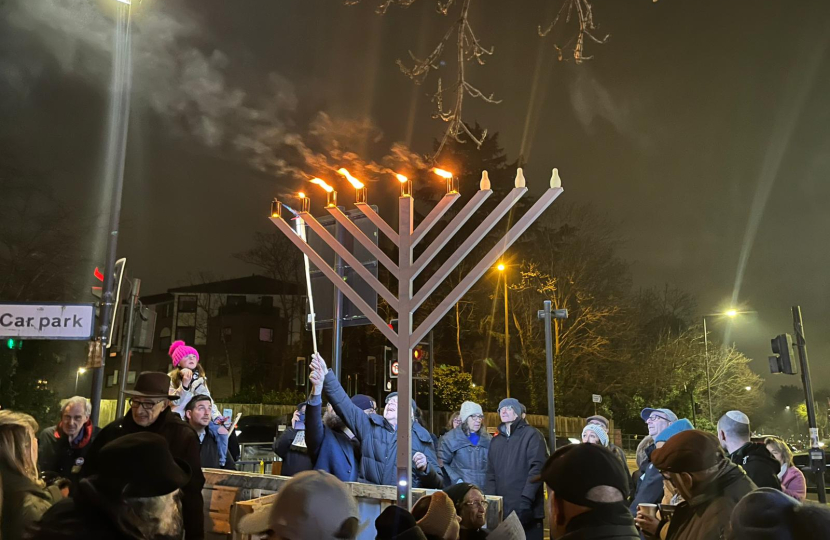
[{"xmin": 309, "ymin": 353, "xmax": 443, "ymax": 489}]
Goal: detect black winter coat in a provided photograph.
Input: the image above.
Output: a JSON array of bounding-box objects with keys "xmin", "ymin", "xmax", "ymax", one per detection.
[
  {"xmin": 484, "ymin": 419, "xmax": 548, "ymax": 522},
  {"xmin": 323, "ymin": 370, "xmax": 442, "ymax": 488},
  {"xmin": 198, "ymin": 428, "xmax": 236, "ymax": 470},
  {"xmin": 37, "ymin": 423, "xmax": 100, "ymax": 490},
  {"xmin": 558, "ymin": 503, "xmax": 640, "ymax": 540},
  {"xmin": 438, "ymin": 426, "xmax": 491, "ymax": 488},
  {"xmin": 273, "ymin": 427, "xmax": 313, "ymax": 476},
  {"xmin": 629, "ymin": 444, "xmax": 663, "ymax": 515},
  {"xmin": 729, "ymin": 442, "xmax": 781, "ymax": 490},
  {"xmin": 81, "ymin": 408, "xmax": 205, "ymax": 540}
]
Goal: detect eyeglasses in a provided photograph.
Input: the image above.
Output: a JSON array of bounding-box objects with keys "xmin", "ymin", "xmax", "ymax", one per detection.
[
  {"xmin": 469, "ymin": 414, "xmax": 485, "ymax": 420},
  {"xmin": 129, "ymin": 398, "xmax": 162, "ymax": 410},
  {"xmin": 464, "ymin": 500, "xmax": 489, "ymax": 509},
  {"xmin": 647, "ymin": 415, "xmax": 669, "ymax": 423}
]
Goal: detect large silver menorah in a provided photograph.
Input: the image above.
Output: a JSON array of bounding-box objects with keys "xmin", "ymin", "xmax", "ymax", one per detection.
[{"xmin": 269, "ymin": 167, "xmax": 563, "ymax": 506}]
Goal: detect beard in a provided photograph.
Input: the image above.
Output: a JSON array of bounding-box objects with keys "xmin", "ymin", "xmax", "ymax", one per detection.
[{"xmin": 323, "ymin": 411, "xmax": 346, "ymax": 432}]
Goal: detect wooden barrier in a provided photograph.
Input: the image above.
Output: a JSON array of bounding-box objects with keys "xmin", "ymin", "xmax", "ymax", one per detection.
[{"xmin": 202, "ymin": 469, "xmax": 503, "ymax": 540}]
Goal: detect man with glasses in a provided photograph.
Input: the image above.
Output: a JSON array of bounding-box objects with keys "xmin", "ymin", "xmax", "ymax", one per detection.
[
  {"xmin": 305, "ymin": 363, "xmax": 371, "ymax": 482},
  {"xmin": 629, "ymin": 407, "xmax": 677, "ymax": 517},
  {"xmin": 82, "ymin": 371, "xmax": 206, "ymax": 540}
]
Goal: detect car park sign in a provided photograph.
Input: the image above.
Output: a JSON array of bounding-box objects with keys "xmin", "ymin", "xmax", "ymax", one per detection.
[{"xmin": 0, "ymin": 303, "xmax": 96, "ymax": 340}]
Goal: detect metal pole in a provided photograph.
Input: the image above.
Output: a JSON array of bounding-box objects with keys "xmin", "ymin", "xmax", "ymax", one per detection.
[
  {"xmin": 504, "ymin": 273, "xmax": 510, "ymax": 398},
  {"xmin": 91, "ymin": 2, "xmax": 133, "ymax": 427},
  {"xmin": 332, "ymin": 219, "xmax": 345, "ymax": 381},
  {"xmin": 428, "ymin": 330, "xmax": 434, "ymax": 435},
  {"xmin": 116, "ymin": 278, "xmax": 140, "ymax": 418},
  {"xmin": 396, "ymin": 195, "xmax": 414, "ymax": 508},
  {"xmin": 540, "ymin": 301, "xmax": 556, "ymax": 452},
  {"xmin": 792, "ymin": 306, "xmax": 827, "ymax": 503},
  {"xmin": 75, "ymin": 371, "xmax": 80, "ymax": 395},
  {"xmin": 703, "ymin": 317, "xmax": 713, "ymax": 424}
]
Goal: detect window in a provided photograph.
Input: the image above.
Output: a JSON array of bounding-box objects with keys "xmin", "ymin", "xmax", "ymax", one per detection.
[
  {"xmin": 176, "ymin": 327, "xmax": 196, "ymax": 344},
  {"xmin": 227, "ymin": 295, "xmax": 246, "ymax": 307},
  {"xmin": 158, "ymin": 327, "xmax": 172, "ymax": 352},
  {"xmin": 259, "ymin": 327, "xmax": 274, "ymax": 342},
  {"xmin": 222, "ymin": 327, "xmax": 232, "ymax": 343},
  {"xmin": 178, "ymin": 295, "xmax": 197, "ymax": 313}
]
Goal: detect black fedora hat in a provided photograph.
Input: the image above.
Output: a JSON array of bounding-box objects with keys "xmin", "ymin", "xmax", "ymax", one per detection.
[
  {"xmin": 92, "ymin": 432, "xmax": 191, "ymax": 498},
  {"xmin": 123, "ymin": 372, "xmax": 179, "ymax": 400}
]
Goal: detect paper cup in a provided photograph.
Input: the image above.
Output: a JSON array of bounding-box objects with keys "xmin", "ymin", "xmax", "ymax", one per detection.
[{"xmin": 638, "ymin": 503, "xmax": 658, "ymax": 518}]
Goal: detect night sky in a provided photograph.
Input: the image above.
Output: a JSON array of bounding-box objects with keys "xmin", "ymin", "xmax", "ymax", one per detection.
[{"xmin": 2, "ymin": 0, "xmax": 829, "ymax": 389}]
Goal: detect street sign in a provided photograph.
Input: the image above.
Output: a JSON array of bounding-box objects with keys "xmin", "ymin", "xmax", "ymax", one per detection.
[
  {"xmin": 592, "ymin": 394, "xmax": 602, "ymax": 403},
  {"xmin": 0, "ymin": 303, "xmax": 96, "ymax": 340}
]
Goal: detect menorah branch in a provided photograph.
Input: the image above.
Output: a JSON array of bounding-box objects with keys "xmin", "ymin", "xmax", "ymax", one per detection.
[
  {"xmin": 411, "ymin": 186, "xmax": 564, "ymax": 346},
  {"xmin": 411, "ymin": 187, "xmax": 527, "ymax": 311},
  {"xmin": 269, "ymin": 216, "xmax": 398, "ymax": 343},
  {"xmin": 326, "ymin": 206, "xmax": 399, "ymax": 277},
  {"xmin": 300, "ymin": 212, "xmax": 400, "ymax": 311},
  {"xmin": 355, "ymin": 202, "xmax": 400, "ymax": 244},
  {"xmin": 411, "ymin": 193, "xmax": 460, "ymax": 248},
  {"xmin": 412, "ymin": 189, "xmax": 492, "ymax": 279}
]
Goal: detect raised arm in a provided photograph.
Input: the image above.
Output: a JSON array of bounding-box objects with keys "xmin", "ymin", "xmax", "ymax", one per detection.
[
  {"xmin": 312, "ymin": 353, "xmax": 373, "ymax": 442},
  {"xmin": 304, "ymin": 366, "xmax": 325, "ymax": 462}
]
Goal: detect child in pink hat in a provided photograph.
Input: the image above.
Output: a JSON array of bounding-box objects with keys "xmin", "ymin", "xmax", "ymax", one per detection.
[{"xmin": 167, "ymin": 340, "xmax": 230, "ymax": 465}]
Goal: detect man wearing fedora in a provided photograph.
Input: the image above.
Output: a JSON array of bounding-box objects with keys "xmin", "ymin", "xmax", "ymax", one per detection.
[
  {"xmin": 31, "ymin": 432, "xmax": 191, "ymax": 539},
  {"xmin": 82, "ymin": 371, "xmax": 206, "ymax": 539}
]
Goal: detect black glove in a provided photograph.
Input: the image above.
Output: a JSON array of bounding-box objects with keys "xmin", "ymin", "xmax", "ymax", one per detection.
[{"xmin": 518, "ymin": 498, "xmax": 535, "ymax": 527}]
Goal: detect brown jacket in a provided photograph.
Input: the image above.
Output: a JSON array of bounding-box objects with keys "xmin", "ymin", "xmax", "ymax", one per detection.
[{"xmin": 665, "ymin": 461, "xmax": 755, "ymax": 540}]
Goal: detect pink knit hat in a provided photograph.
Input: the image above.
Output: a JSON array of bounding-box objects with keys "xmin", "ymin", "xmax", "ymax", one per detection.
[{"xmin": 169, "ymin": 340, "xmax": 199, "ymax": 367}]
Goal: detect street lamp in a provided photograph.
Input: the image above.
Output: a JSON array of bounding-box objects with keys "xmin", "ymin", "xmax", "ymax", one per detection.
[
  {"xmin": 745, "ymin": 386, "xmax": 752, "ymax": 391},
  {"xmin": 702, "ymin": 307, "xmax": 742, "ymax": 423},
  {"xmin": 75, "ymin": 367, "xmax": 87, "ymax": 395},
  {"xmin": 497, "ymin": 262, "xmax": 510, "ymax": 397}
]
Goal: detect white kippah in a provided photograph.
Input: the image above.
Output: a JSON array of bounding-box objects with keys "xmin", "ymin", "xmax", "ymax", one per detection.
[{"xmin": 726, "ymin": 410, "xmax": 750, "ymax": 424}]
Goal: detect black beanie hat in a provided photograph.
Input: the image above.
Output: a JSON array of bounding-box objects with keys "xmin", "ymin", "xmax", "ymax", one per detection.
[
  {"xmin": 536, "ymin": 442, "xmax": 630, "ymax": 507},
  {"xmin": 375, "ymin": 505, "xmax": 427, "ymax": 540},
  {"xmin": 443, "ymin": 483, "xmax": 478, "ymax": 509}
]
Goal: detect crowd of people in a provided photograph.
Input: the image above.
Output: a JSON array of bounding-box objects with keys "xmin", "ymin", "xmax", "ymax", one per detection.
[{"xmin": 1, "ymin": 344, "xmax": 829, "ymax": 539}]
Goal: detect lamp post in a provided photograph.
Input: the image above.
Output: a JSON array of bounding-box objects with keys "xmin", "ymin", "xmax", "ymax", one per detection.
[
  {"xmin": 75, "ymin": 367, "xmax": 87, "ymax": 395},
  {"xmin": 702, "ymin": 309, "xmax": 739, "ymax": 423},
  {"xmin": 497, "ymin": 263, "xmax": 510, "ymax": 398}
]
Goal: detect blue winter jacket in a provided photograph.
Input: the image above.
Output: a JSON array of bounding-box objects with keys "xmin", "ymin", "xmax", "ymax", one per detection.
[
  {"xmin": 305, "ymin": 393, "xmax": 360, "ymax": 482},
  {"xmin": 439, "ymin": 426, "xmax": 491, "ymax": 487},
  {"xmin": 323, "ymin": 370, "xmax": 442, "ymax": 488}
]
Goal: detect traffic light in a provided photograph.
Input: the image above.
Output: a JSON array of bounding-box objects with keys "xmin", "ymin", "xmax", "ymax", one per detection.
[
  {"xmin": 91, "ymin": 259, "xmax": 127, "ymax": 347},
  {"xmin": 5, "ymin": 338, "xmax": 22, "ymax": 350},
  {"xmin": 385, "ymin": 346, "xmax": 398, "ymax": 379},
  {"xmin": 769, "ymin": 333, "xmax": 798, "ymax": 375},
  {"xmin": 413, "ymin": 346, "xmax": 424, "ymax": 377}
]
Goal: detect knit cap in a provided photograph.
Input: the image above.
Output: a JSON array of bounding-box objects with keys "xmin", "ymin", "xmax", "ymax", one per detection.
[
  {"xmin": 459, "ymin": 401, "xmax": 483, "ymax": 424},
  {"xmin": 411, "ymin": 492, "xmax": 457, "ymax": 538},
  {"xmin": 375, "ymin": 505, "xmax": 427, "ymax": 540},
  {"xmin": 654, "ymin": 418, "xmax": 695, "ymax": 443},
  {"xmin": 729, "ymin": 487, "xmax": 799, "ymax": 540},
  {"xmin": 582, "ymin": 424, "xmax": 609, "ymax": 447},
  {"xmin": 169, "ymin": 340, "xmax": 199, "ymax": 367},
  {"xmin": 498, "ymin": 398, "xmax": 522, "ymax": 418}
]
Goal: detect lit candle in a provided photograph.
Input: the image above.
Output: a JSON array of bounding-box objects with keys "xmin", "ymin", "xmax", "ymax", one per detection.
[
  {"xmin": 395, "ymin": 173, "xmax": 412, "ymax": 197},
  {"xmin": 338, "ymin": 168, "xmax": 367, "ymax": 204},
  {"xmin": 298, "ymin": 192, "xmax": 310, "ymax": 213},
  {"xmin": 433, "ymin": 168, "xmax": 457, "ymax": 194},
  {"xmin": 270, "ymin": 198, "xmax": 281, "ymax": 218},
  {"xmin": 310, "ymin": 178, "xmax": 337, "ymax": 208}
]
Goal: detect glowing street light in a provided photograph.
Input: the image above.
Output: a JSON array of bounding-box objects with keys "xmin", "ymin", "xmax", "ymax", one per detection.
[
  {"xmin": 495, "ymin": 261, "xmax": 511, "ymax": 397},
  {"xmin": 75, "ymin": 367, "xmax": 88, "ymax": 394},
  {"xmin": 433, "ymin": 168, "xmax": 457, "ymax": 194},
  {"xmin": 497, "ymin": 263, "xmax": 506, "ymax": 272},
  {"xmin": 745, "ymin": 386, "xmax": 752, "ymax": 391},
  {"xmin": 396, "ymin": 173, "xmax": 412, "ymax": 197},
  {"xmin": 338, "ymin": 168, "xmax": 367, "ymax": 203},
  {"xmin": 726, "ymin": 309, "xmax": 738, "ymax": 318}
]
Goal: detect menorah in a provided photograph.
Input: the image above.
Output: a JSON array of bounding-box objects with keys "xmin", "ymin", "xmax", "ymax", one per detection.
[{"xmin": 269, "ymin": 166, "xmax": 563, "ymax": 506}]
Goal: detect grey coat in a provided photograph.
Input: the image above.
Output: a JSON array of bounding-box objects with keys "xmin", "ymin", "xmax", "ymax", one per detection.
[
  {"xmin": 323, "ymin": 370, "xmax": 442, "ymax": 488},
  {"xmin": 439, "ymin": 426, "xmax": 491, "ymax": 487}
]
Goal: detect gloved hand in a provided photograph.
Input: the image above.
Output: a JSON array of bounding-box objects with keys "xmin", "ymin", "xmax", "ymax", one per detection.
[{"xmin": 518, "ymin": 497, "xmax": 535, "ymax": 527}]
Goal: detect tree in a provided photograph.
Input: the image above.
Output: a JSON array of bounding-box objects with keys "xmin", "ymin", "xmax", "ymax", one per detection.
[{"xmin": 430, "ymin": 364, "xmax": 486, "ymax": 411}]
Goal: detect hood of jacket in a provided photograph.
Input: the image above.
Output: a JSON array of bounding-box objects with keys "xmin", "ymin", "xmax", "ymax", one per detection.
[
  {"xmin": 731, "ymin": 442, "xmax": 780, "ymax": 471},
  {"xmin": 497, "ymin": 417, "xmax": 531, "ymax": 438},
  {"xmin": 561, "ymin": 503, "xmax": 640, "ymax": 540}
]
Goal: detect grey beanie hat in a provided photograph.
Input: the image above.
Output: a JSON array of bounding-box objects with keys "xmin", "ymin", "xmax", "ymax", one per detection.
[{"xmin": 498, "ymin": 398, "xmax": 522, "ymax": 417}]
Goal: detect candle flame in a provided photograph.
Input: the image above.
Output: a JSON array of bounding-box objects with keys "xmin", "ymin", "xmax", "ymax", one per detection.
[
  {"xmin": 310, "ymin": 178, "xmax": 334, "ymax": 193},
  {"xmin": 337, "ymin": 168, "xmax": 365, "ymax": 189},
  {"xmin": 395, "ymin": 173, "xmax": 409, "ymax": 184},
  {"xmin": 433, "ymin": 168, "xmax": 453, "ymax": 179},
  {"xmin": 298, "ymin": 192, "xmax": 306, "ymax": 199}
]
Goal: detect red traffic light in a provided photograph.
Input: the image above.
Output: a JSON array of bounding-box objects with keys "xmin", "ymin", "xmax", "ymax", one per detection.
[{"xmin": 413, "ymin": 348, "xmax": 423, "ymax": 360}]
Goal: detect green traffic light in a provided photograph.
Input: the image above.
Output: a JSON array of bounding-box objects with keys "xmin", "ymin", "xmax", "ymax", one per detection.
[
  {"xmin": 5, "ymin": 338, "xmax": 21, "ymax": 350},
  {"xmin": 6, "ymin": 338, "xmax": 13, "ymax": 349}
]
